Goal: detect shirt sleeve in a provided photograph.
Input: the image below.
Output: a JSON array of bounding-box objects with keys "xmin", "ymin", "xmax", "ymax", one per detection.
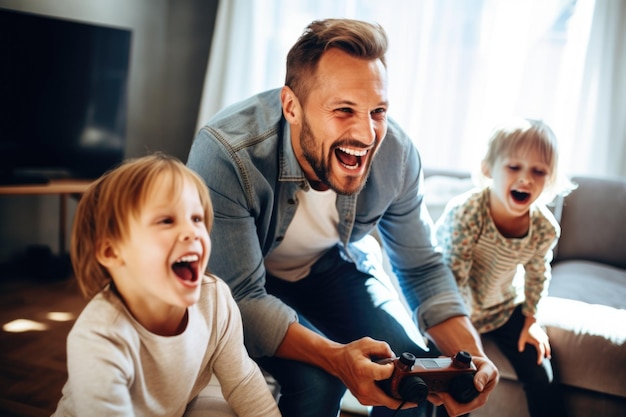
[
  {"xmin": 434, "ymin": 191, "xmax": 482, "ymax": 310},
  {"xmin": 210, "ymin": 280, "xmax": 281, "ymax": 417},
  {"xmin": 375, "ymin": 126, "xmax": 470, "ymax": 330},
  {"xmin": 522, "ymin": 207, "xmax": 559, "ymax": 317},
  {"xmin": 58, "ymin": 306, "xmax": 136, "ymax": 416},
  {"xmin": 187, "ymin": 126, "xmax": 298, "ymax": 358}
]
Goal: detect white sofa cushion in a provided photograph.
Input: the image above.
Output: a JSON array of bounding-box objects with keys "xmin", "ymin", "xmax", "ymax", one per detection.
[{"xmin": 537, "ymin": 260, "xmax": 626, "ymax": 398}]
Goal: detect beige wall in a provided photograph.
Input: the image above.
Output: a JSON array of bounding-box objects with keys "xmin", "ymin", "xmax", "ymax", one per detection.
[{"xmin": 0, "ymin": 0, "xmax": 218, "ymax": 260}]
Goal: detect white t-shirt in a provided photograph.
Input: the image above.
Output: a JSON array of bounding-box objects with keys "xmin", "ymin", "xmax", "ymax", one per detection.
[{"xmin": 264, "ymin": 186, "xmax": 339, "ymax": 281}]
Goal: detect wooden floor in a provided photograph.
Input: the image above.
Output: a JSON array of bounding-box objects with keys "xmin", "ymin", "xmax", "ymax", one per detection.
[
  {"xmin": 0, "ymin": 259, "xmax": 361, "ymax": 417},
  {"xmin": 0, "ymin": 259, "xmax": 84, "ymax": 417}
]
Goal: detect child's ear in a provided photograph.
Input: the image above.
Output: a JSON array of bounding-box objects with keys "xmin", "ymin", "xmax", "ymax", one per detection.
[
  {"xmin": 96, "ymin": 239, "xmax": 123, "ymax": 268},
  {"xmin": 481, "ymin": 160, "xmax": 492, "ymax": 179}
]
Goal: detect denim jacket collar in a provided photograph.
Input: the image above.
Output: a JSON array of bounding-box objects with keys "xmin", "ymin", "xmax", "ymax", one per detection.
[
  {"xmin": 278, "ymin": 120, "xmax": 357, "ymax": 245},
  {"xmin": 278, "ymin": 122, "xmax": 310, "ymax": 190}
]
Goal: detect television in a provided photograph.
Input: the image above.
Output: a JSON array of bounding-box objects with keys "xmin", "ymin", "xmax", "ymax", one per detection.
[{"xmin": 0, "ymin": 8, "xmax": 132, "ymax": 184}]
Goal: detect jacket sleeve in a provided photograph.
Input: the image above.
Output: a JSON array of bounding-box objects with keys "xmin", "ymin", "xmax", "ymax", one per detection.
[
  {"xmin": 375, "ymin": 124, "xmax": 469, "ymax": 331},
  {"xmin": 187, "ymin": 126, "xmax": 298, "ymax": 358}
]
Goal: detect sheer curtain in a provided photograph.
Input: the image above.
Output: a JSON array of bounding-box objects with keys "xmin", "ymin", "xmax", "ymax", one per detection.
[{"xmin": 196, "ymin": 0, "xmax": 626, "ymax": 178}]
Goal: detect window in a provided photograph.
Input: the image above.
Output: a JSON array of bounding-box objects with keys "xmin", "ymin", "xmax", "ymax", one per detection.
[{"xmin": 199, "ymin": 0, "xmax": 625, "ymax": 177}]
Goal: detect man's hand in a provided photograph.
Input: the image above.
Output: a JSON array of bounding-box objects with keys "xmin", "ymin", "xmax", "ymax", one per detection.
[
  {"xmin": 427, "ymin": 355, "xmax": 498, "ymax": 416},
  {"xmin": 327, "ymin": 337, "xmax": 416, "ymax": 410},
  {"xmin": 425, "ymin": 316, "xmax": 500, "ymax": 416},
  {"xmin": 276, "ymin": 320, "xmax": 499, "ymax": 414},
  {"xmin": 275, "ymin": 324, "xmax": 416, "ymax": 411}
]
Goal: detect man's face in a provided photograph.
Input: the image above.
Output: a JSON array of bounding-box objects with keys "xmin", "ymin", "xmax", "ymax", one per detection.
[{"xmin": 287, "ymin": 48, "xmax": 389, "ymax": 195}]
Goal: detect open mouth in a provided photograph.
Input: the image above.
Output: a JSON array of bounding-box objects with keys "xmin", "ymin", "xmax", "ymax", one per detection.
[
  {"xmin": 172, "ymin": 254, "xmax": 200, "ymax": 282},
  {"xmin": 335, "ymin": 146, "xmax": 367, "ymax": 170},
  {"xmin": 511, "ymin": 190, "xmax": 530, "ymax": 203}
]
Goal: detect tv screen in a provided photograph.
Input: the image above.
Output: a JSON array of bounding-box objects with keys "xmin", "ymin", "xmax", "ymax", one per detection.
[{"xmin": 0, "ymin": 9, "xmax": 132, "ymax": 184}]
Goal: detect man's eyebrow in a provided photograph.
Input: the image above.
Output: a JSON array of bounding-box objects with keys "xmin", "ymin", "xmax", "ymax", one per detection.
[
  {"xmin": 329, "ymin": 99, "xmax": 389, "ymax": 107},
  {"xmin": 329, "ymin": 99, "xmax": 356, "ymax": 106}
]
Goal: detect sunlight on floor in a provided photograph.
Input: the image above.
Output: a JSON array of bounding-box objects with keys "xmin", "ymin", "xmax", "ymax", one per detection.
[
  {"xmin": 3, "ymin": 318, "xmax": 49, "ymax": 332},
  {"xmin": 2, "ymin": 311, "xmax": 76, "ymax": 332},
  {"xmin": 46, "ymin": 311, "xmax": 76, "ymax": 322}
]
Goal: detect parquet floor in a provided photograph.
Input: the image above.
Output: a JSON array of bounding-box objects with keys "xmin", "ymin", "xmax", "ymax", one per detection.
[
  {"xmin": 0, "ymin": 261, "xmax": 361, "ymax": 417},
  {"xmin": 0, "ymin": 262, "xmax": 84, "ymax": 417}
]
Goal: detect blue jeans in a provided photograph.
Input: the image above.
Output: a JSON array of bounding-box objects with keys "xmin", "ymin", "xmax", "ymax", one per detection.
[{"xmin": 256, "ymin": 247, "xmax": 434, "ymax": 417}]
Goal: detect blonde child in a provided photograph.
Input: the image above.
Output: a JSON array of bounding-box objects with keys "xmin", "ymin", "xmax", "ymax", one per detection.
[
  {"xmin": 435, "ymin": 119, "xmax": 574, "ymax": 417},
  {"xmin": 53, "ymin": 153, "xmax": 280, "ymax": 416}
]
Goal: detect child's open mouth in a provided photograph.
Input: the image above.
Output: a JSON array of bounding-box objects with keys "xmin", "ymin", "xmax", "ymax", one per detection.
[
  {"xmin": 172, "ymin": 254, "xmax": 200, "ymax": 282},
  {"xmin": 511, "ymin": 190, "xmax": 530, "ymax": 203}
]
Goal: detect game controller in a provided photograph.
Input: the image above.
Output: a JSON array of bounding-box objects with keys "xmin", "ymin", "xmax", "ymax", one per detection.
[{"xmin": 376, "ymin": 351, "xmax": 480, "ymax": 404}]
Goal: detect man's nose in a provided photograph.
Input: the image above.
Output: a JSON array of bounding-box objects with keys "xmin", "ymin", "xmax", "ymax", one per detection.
[{"xmin": 351, "ymin": 114, "xmax": 376, "ymax": 145}]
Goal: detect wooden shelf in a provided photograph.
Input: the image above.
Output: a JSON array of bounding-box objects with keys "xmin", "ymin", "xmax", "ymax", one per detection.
[
  {"xmin": 0, "ymin": 179, "xmax": 95, "ymax": 255},
  {"xmin": 0, "ymin": 179, "xmax": 93, "ymax": 195}
]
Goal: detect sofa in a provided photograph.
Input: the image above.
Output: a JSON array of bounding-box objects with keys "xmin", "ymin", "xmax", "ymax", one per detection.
[{"xmin": 422, "ymin": 172, "xmax": 626, "ymax": 417}]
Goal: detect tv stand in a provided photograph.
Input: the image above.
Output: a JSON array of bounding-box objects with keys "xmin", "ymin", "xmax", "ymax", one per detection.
[{"xmin": 0, "ymin": 179, "xmax": 94, "ymax": 255}]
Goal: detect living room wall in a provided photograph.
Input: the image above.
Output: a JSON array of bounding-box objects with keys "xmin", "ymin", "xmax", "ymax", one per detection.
[{"xmin": 0, "ymin": 0, "xmax": 218, "ymax": 262}]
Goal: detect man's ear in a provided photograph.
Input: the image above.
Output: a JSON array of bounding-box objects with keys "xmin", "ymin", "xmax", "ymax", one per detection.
[
  {"xmin": 280, "ymin": 86, "xmax": 301, "ymax": 125},
  {"xmin": 96, "ymin": 239, "xmax": 123, "ymax": 268},
  {"xmin": 481, "ymin": 160, "xmax": 492, "ymax": 179}
]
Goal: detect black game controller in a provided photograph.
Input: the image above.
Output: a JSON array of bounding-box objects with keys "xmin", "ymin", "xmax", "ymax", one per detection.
[{"xmin": 376, "ymin": 351, "xmax": 480, "ymax": 404}]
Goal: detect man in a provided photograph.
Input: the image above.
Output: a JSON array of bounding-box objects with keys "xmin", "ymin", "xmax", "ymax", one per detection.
[{"xmin": 187, "ymin": 18, "xmax": 498, "ymax": 417}]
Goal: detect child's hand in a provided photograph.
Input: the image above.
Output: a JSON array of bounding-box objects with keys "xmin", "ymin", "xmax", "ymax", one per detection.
[{"xmin": 518, "ymin": 316, "xmax": 551, "ymax": 365}]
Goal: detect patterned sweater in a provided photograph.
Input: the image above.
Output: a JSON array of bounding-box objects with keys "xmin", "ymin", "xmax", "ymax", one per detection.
[{"xmin": 435, "ymin": 187, "xmax": 559, "ymax": 333}]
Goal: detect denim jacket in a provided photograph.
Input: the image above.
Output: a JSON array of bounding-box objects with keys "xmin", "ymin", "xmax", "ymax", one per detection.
[{"xmin": 187, "ymin": 88, "xmax": 467, "ymax": 358}]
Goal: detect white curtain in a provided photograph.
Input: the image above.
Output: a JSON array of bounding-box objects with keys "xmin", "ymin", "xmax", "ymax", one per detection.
[
  {"xmin": 553, "ymin": 0, "xmax": 626, "ymax": 178},
  {"xmin": 196, "ymin": 0, "xmax": 626, "ymax": 178}
]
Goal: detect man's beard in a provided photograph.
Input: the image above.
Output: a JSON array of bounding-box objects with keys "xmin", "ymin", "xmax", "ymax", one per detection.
[{"xmin": 299, "ymin": 116, "xmax": 371, "ymax": 195}]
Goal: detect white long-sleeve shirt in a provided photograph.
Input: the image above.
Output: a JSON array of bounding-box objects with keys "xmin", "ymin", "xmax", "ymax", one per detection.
[{"xmin": 53, "ymin": 275, "xmax": 280, "ymax": 417}]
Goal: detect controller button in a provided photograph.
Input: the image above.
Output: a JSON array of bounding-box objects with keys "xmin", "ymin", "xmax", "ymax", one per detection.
[
  {"xmin": 454, "ymin": 351, "xmax": 472, "ymax": 366},
  {"xmin": 399, "ymin": 352, "xmax": 416, "ymax": 367}
]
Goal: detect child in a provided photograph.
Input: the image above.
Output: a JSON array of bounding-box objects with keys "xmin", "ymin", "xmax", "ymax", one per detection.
[
  {"xmin": 434, "ymin": 119, "xmax": 574, "ymax": 417},
  {"xmin": 53, "ymin": 153, "xmax": 280, "ymax": 417}
]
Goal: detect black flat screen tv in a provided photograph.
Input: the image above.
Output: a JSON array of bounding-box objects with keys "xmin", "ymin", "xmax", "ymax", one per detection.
[{"xmin": 0, "ymin": 8, "xmax": 132, "ymax": 184}]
